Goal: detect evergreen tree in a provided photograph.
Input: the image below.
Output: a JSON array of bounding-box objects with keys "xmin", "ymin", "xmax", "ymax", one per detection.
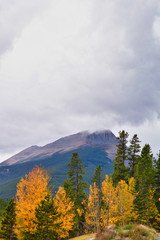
[
  {"xmin": 63, "ymin": 178, "xmax": 74, "ymax": 200},
  {"xmin": 64, "ymin": 152, "xmax": 88, "ymax": 235},
  {"xmin": 91, "ymin": 165, "xmax": 103, "ymax": 227},
  {"xmin": 128, "ymin": 134, "xmax": 141, "ymax": 177},
  {"xmin": 34, "ymin": 192, "xmax": 59, "ymax": 240},
  {"xmin": 91, "ymin": 165, "xmax": 103, "ymax": 191},
  {"xmin": 134, "ymin": 144, "xmax": 156, "ymax": 224},
  {"xmin": 112, "ymin": 130, "xmax": 129, "ymax": 185},
  {"xmin": 154, "ymin": 151, "xmax": 160, "ymax": 213},
  {"xmin": 0, "ymin": 198, "xmax": 17, "ymax": 240}
]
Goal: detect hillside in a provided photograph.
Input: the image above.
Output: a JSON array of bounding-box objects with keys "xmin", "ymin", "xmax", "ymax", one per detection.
[
  {"xmin": 69, "ymin": 224, "xmax": 160, "ymax": 240},
  {"xmin": 0, "ymin": 130, "xmax": 117, "ymax": 200}
]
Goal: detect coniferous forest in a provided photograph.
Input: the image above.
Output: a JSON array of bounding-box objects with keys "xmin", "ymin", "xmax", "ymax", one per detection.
[{"xmin": 1, "ymin": 130, "xmax": 160, "ymax": 239}]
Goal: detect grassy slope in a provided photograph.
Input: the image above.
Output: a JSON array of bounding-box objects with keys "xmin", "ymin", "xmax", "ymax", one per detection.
[
  {"xmin": 95, "ymin": 224, "xmax": 160, "ymax": 240},
  {"xmin": 69, "ymin": 233, "xmax": 96, "ymax": 240},
  {"xmin": 69, "ymin": 224, "xmax": 160, "ymax": 240}
]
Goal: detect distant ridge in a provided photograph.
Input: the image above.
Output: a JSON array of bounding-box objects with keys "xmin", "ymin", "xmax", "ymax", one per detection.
[
  {"xmin": 0, "ymin": 129, "xmax": 117, "ymax": 166},
  {"xmin": 0, "ymin": 130, "xmax": 117, "ymax": 200}
]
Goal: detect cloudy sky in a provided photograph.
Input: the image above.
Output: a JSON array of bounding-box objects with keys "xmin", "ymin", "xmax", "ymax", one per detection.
[{"xmin": 0, "ymin": 0, "xmax": 160, "ymax": 162}]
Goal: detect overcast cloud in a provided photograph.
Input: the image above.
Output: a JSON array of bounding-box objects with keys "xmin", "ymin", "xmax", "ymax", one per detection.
[{"xmin": 0, "ymin": 0, "xmax": 160, "ymax": 162}]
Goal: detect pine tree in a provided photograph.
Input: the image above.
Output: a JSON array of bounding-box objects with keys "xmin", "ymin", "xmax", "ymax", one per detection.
[
  {"xmin": 128, "ymin": 134, "xmax": 141, "ymax": 177},
  {"xmin": 34, "ymin": 192, "xmax": 59, "ymax": 240},
  {"xmin": 134, "ymin": 144, "xmax": 156, "ymax": 224},
  {"xmin": 0, "ymin": 198, "xmax": 17, "ymax": 240},
  {"xmin": 91, "ymin": 165, "xmax": 103, "ymax": 191},
  {"xmin": 154, "ymin": 151, "xmax": 160, "ymax": 213},
  {"xmin": 91, "ymin": 165, "xmax": 103, "ymax": 227},
  {"xmin": 112, "ymin": 130, "xmax": 129, "ymax": 185},
  {"xmin": 64, "ymin": 152, "xmax": 88, "ymax": 235}
]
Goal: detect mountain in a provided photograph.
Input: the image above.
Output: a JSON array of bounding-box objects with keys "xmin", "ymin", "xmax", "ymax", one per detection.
[{"xmin": 0, "ymin": 130, "xmax": 117, "ymax": 200}]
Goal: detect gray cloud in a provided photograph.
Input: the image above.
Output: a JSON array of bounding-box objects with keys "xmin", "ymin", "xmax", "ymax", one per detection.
[
  {"xmin": 0, "ymin": 0, "xmax": 50, "ymax": 57},
  {"xmin": 0, "ymin": 0, "xmax": 160, "ymax": 160}
]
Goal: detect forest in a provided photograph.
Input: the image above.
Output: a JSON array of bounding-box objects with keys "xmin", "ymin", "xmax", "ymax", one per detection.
[{"xmin": 0, "ymin": 130, "xmax": 160, "ymax": 240}]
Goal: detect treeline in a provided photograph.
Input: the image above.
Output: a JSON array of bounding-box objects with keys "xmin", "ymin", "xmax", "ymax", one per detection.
[{"xmin": 1, "ymin": 130, "xmax": 160, "ymax": 239}]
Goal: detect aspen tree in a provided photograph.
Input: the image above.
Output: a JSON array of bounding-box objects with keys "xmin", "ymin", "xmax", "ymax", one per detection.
[
  {"xmin": 101, "ymin": 175, "xmax": 116, "ymax": 227},
  {"xmin": 116, "ymin": 179, "xmax": 135, "ymax": 225},
  {"xmin": 54, "ymin": 186, "xmax": 75, "ymax": 238},
  {"xmin": 16, "ymin": 166, "xmax": 49, "ymax": 239},
  {"xmin": 85, "ymin": 183, "xmax": 100, "ymax": 233}
]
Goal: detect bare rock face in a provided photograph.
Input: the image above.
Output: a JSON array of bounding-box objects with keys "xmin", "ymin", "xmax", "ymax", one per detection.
[
  {"xmin": 86, "ymin": 130, "xmax": 117, "ymax": 144},
  {"xmin": 0, "ymin": 130, "xmax": 117, "ymax": 166}
]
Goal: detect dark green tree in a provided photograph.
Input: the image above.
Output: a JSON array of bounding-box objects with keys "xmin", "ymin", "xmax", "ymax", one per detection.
[
  {"xmin": 64, "ymin": 152, "xmax": 88, "ymax": 235},
  {"xmin": 0, "ymin": 199, "xmax": 7, "ymax": 220},
  {"xmin": 0, "ymin": 198, "xmax": 17, "ymax": 240},
  {"xmin": 91, "ymin": 165, "xmax": 103, "ymax": 229},
  {"xmin": 33, "ymin": 192, "xmax": 59, "ymax": 240},
  {"xmin": 112, "ymin": 130, "xmax": 129, "ymax": 185},
  {"xmin": 128, "ymin": 134, "xmax": 141, "ymax": 177},
  {"xmin": 154, "ymin": 151, "xmax": 160, "ymax": 213},
  {"xmin": 134, "ymin": 144, "xmax": 156, "ymax": 223},
  {"xmin": 91, "ymin": 164, "xmax": 103, "ymax": 191}
]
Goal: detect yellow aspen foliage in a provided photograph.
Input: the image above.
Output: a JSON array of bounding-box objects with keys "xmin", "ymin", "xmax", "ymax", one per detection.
[
  {"xmin": 85, "ymin": 183, "xmax": 100, "ymax": 233},
  {"xmin": 116, "ymin": 179, "xmax": 135, "ymax": 225},
  {"xmin": 16, "ymin": 165, "xmax": 49, "ymax": 238},
  {"xmin": 101, "ymin": 175, "xmax": 117, "ymax": 227},
  {"xmin": 77, "ymin": 208, "xmax": 84, "ymax": 217},
  {"xmin": 141, "ymin": 186, "xmax": 159, "ymax": 227},
  {"xmin": 54, "ymin": 186, "xmax": 75, "ymax": 238}
]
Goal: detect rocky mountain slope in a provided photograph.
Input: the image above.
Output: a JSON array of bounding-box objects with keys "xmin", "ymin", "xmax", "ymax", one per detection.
[
  {"xmin": 0, "ymin": 130, "xmax": 117, "ymax": 200},
  {"xmin": 0, "ymin": 130, "xmax": 117, "ymax": 166}
]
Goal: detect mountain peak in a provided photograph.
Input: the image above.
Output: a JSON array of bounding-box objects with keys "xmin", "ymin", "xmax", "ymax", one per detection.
[
  {"xmin": 0, "ymin": 130, "xmax": 117, "ymax": 166},
  {"xmin": 87, "ymin": 129, "xmax": 117, "ymax": 144}
]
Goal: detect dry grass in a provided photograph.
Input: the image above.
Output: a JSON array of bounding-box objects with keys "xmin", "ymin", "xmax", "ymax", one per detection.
[
  {"xmin": 69, "ymin": 233, "xmax": 96, "ymax": 240},
  {"xmin": 95, "ymin": 224, "xmax": 158, "ymax": 240}
]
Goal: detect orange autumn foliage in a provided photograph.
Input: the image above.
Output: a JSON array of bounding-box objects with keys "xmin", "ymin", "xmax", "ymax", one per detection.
[
  {"xmin": 101, "ymin": 176, "xmax": 135, "ymax": 228},
  {"xmin": 101, "ymin": 175, "xmax": 117, "ymax": 227},
  {"xmin": 85, "ymin": 183, "xmax": 100, "ymax": 232},
  {"xmin": 16, "ymin": 166, "xmax": 49, "ymax": 238},
  {"xmin": 115, "ymin": 178, "xmax": 135, "ymax": 225},
  {"xmin": 54, "ymin": 186, "xmax": 75, "ymax": 238}
]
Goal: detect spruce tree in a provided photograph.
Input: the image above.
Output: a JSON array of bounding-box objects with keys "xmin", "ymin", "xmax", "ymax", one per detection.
[
  {"xmin": 154, "ymin": 151, "xmax": 160, "ymax": 213},
  {"xmin": 91, "ymin": 164, "xmax": 103, "ymax": 228},
  {"xmin": 64, "ymin": 152, "xmax": 88, "ymax": 235},
  {"xmin": 0, "ymin": 198, "xmax": 17, "ymax": 240},
  {"xmin": 128, "ymin": 134, "xmax": 141, "ymax": 177},
  {"xmin": 91, "ymin": 165, "xmax": 103, "ymax": 191},
  {"xmin": 112, "ymin": 130, "xmax": 129, "ymax": 185},
  {"xmin": 134, "ymin": 144, "xmax": 156, "ymax": 224},
  {"xmin": 34, "ymin": 192, "xmax": 59, "ymax": 240}
]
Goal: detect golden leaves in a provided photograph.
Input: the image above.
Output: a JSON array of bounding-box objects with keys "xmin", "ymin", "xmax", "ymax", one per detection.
[
  {"xmin": 54, "ymin": 186, "xmax": 75, "ymax": 238},
  {"xmin": 16, "ymin": 166, "xmax": 49, "ymax": 237}
]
